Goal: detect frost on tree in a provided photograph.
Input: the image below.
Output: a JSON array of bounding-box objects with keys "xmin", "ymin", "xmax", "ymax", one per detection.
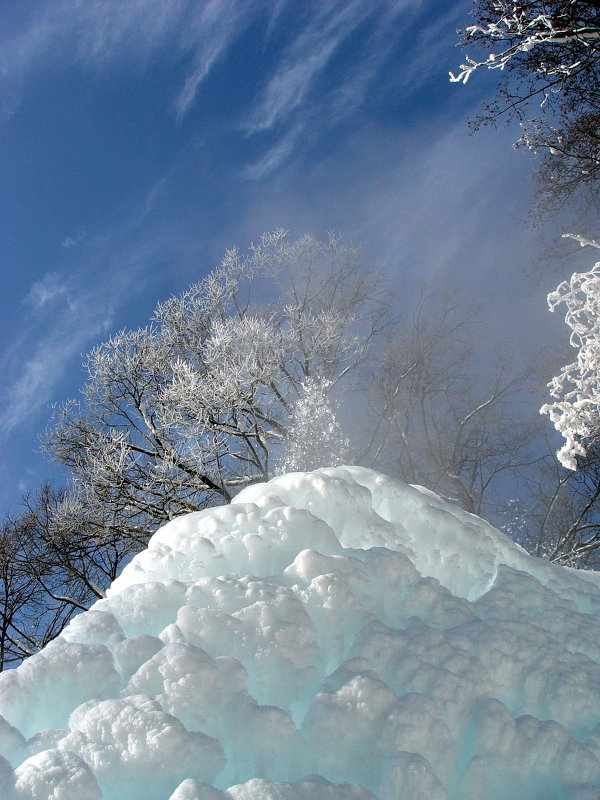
[
  {"xmin": 451, "ymin": 1, "xmax": 600, "ymax": 211},
  {"xmin": 451, "ymin": 3, "xmax": 600, "ymax": 86},
  {"xmin": 279, "ymin": 378, "xmax": 350, "ymax": 473},
  {"xmin": 541, "ymin": 239, "xmax": 600, "ymax": 469},
  {"xmin": 44, "ymin": 230, "xmax": 387, "ymax": 541}
]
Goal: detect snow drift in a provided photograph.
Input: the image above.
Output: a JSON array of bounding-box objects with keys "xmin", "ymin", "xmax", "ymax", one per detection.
[{"xmin": 2, "ymin": 466, "xmax": 600, "ymax": 799}]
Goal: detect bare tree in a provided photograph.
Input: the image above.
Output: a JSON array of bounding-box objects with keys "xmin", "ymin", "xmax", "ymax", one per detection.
[
  {"xmin": 368, "ymin": 292, "xmax": 544, "ymax": 518},
  {"xmin": 498, "ymin": 438, "xmax": 600, "ymax": 568},
  {"xmin": 0, "ymin": 485, "xmax": 106, "ymax": 670},
  {"xmin": 0, "ymin": 519, "xmax": 42, "ymax": 669},
  {"xmin": 541, "ymin": 449, "xmax": 600, "ymax": 567},
  {"xmin": 19, "ymin": 484, "xmax": 134, "ymax": 607}
]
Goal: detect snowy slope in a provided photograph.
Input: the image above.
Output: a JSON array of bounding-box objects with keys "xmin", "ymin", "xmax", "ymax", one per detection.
[{"xmin": 1, "ymin": 466, "xmax": 600, "ymax": 799}]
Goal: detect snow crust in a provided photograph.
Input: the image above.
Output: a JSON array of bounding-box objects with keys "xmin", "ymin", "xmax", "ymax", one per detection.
[{"xmin": 2, "ymin": 466, "xmax": 600, "ymax": 799}]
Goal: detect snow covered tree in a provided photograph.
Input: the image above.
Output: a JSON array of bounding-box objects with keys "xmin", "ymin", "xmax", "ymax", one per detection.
[
  {"xmin": 44, "ymin": 231, "xmax": 388, "ymax": 546},
  {"xmin": 452, "ymin": 0, "xmax": 600, "ymax": 213},
  {"xmin": 278, "ymin": 378, "xmax": 351, "ymax": 473},
  {"xmin": 540, "ymin": 238, "xmax": 600, "ymax": 469}
]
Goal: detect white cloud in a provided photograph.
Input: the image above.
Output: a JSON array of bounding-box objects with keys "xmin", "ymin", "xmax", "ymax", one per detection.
[
  {"xmin": 61, "ymin": 232, "xmax": 86, "ymax": 249},
  {"xmin": 0, "ymin": 185, "xmax": 213, "ymax": 441},
  {"xmin": 243, "ymin": 0, "xmax": 376, "ymax": 134},
  {"xmin": 0, "ymin": 300, "xmax": 114, "ymax": 438},
  {"xmin": 244, "ymin": 34, "xmax": 341, "ymax": 134},
  {"xmin": 1, "ymin": 0, "xmax": 423, "ymax": 137},
  {"xmin": 0, "ymin": 0, "xmax": 257, "ymax": 120},
  {"xmin": 241, "ymin": 125, "xmax": 301, "ymax": 180},
  {"xmin": 239, "ymin": 0, "xmax": 423, "ymax": 174},
  {"xmin": 174, "ymin": 0, "xmax": 257, "ymax": 120},
  {"xmin": 396, "ymin": 1, "xmax": 471, "ymax": 95},
  {"xmin": 24, "ymin": 272, "xmax": 69, "ymax": 309},
  {"xmin": 232, "ymin": 110, "xmax": 567, "ymax": 379}
]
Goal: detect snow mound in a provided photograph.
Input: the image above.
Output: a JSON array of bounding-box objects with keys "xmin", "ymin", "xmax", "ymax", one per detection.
[{"xmin": 2, "ymin": 466, "xmax": 600, "ymax": 799}]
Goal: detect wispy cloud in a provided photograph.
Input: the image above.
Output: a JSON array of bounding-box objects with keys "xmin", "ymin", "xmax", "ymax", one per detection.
[
  {"xmin": 61, "ymin": 232, "xmax": 86, "ymax": 249},
  {"xmin": 241, "ymin": 125, "xmax": 302, "ymax": 180},
  {"xmin": 234, "ymin": 111, "xmax": 554, "ymax": 353},
  {"xmin": 0, "ymin": 292, "xmax": 115, "ymax": 438},
  {"xmin": 0, "ymin": 0, "xmax": 259, "ymax": 120},
  {"xmin": 1, "ymin": 0, "xmax": 424, "ymax": 161},
  {"xmin": 0, "ymin": 196, "xmax": 197, "ymax": 439},
  {"xmin": 240, "ymin": 0, "xmax": 423, "ymax": 177},
  {"xmin": 396, "ymin": 1, "xmax": 471, "ymax": 95},
  {"xmin": 243, "ymin": 1, "xmax": 376, "ymax": 134},
  {"xmin": 24, "ymin": 272, "xmax": 69, "ymax": 309},
  {"xmin": 174, "ymin": 0, "xmax": 257, "ymax": 120}
]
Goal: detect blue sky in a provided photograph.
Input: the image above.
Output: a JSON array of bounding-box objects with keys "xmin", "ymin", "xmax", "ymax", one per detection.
[{"xmin": 0, "ymin": 0, "xmax": 578, "ymax": 512}]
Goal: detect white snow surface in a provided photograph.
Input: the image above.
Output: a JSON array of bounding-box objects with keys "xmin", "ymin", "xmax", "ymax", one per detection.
[{"xmin": 2, "ymin": 466, "xmax": 600, "ymax": 799}]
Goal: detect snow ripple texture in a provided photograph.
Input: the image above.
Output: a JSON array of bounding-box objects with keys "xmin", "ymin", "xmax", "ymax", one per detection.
[{"xmin": 2, "ymin": 466, "xmax": 600, "ymax": 800}]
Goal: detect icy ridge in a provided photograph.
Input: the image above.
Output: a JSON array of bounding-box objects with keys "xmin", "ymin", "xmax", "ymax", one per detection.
[{"xmin": 0, "ymin": 467, "xmax": 599, "ymax": 799}]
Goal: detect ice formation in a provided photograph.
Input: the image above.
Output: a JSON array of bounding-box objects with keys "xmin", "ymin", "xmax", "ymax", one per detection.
[{"xmin": 2, "ymin": 466, "xmax": 600, "ymax": 799}]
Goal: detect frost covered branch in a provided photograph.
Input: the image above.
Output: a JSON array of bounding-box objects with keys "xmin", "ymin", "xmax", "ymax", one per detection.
[
  {"xmin": 452, "ymin": 1, "xmax": 600, "ymax": 213},
  {"xmin": 451, "ymin": 9, "xmax": 600, "ymax": 85},
  {"xmin": 44, "ymin": 231, "xmax": 389, "ymax": 547},
  {"xmin": 540, "ymin": 245, "xmax": 600, "ymax": 469}
]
